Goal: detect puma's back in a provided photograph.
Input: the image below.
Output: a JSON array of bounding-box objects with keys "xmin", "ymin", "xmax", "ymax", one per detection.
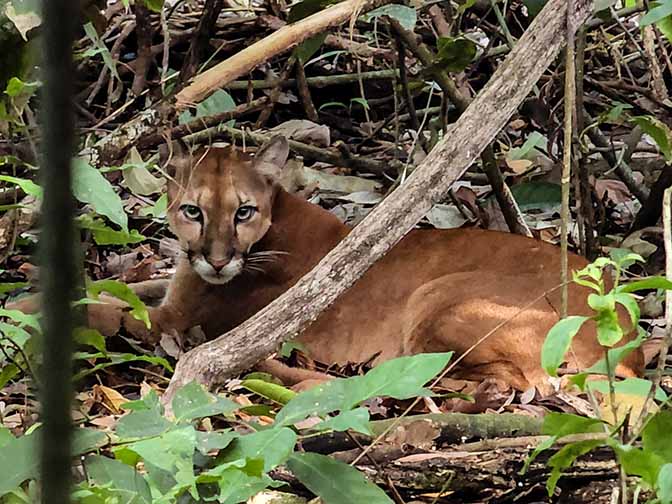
[{"xmin": 157, "ymin": 138, "xmax": 644, "ymax": 392}]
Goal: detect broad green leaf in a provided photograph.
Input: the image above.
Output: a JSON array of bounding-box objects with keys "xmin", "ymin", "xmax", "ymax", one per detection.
[
  {"xmin": 587, "ymin": 377, "xmax": 668, "ymax": 401},
  {"xmin": 295, "ymin": 33, "xmax": 327, "ymax": 65},
  {"xmin": 0, "ymin": 282, "xmax": 29, "ymax": 297},
  {"xmin": 507, "ymin": 131, "xmax": 546, "ymax": 161},
  {"xmin": 0, "ymin": 432, "xmax": 37, "ymax": 497},
  {"xmin": 241, "ymin": 378, "xmax": 296, "ymax": 405},
  {"xmin": 511, "ymin": 181, "xmax": 561, "ymax": 212},
  {"xmin": 541, "ymin": 412, "xmax": 604, "ymax": 437},
  {"xmin": 78, "ymin": 214, "xmax": 146, "ymax": 246},
  {"xmin": 142, "ymin": 0, "xmax": 165, "ymax": 12},
  {"xmin": 122, "ymin": 149, "xmax": 165, "ymax": 196},
  {"xmin": 643, "ymin": 411, "xmax": 672, "ymax": 463},
  {"xmin": 613, "ymin": 292, "xmax": 640, "ymax": 329},
  {"xmin": 74, "ymin": 328, "xmax": 106, "ymax": 353},
  {"xmin": 73, "ymin": 352, "xmax": 172, "ymax": 381},
  {"xmin": 73, "ymin": 428, "xmax": 108, "ymax": 454},
  {"xmin": 72, "ymin": 159, "xmax": 128, "ymax": 230},
  {"xmin": 657, "ymin": 14, "xmax": 672, "ymax": 44},
  {"xmin": 594, "ymin": 309, "xmax": 623, "ymax": 347},
  {"xmin": 608, "ymin": 248, "xmax": 643, "ymax": 268},
  {"xmin": 609, "ymin": 440, "xmax": 664, "ymax": 487},
  {"xmin": 87, "ymin": 279, "xmax": 150, "ymax": 329},
  {"xmin": 171, "ymin": 381, "xmax": 239, "ymax": 422},
  {"xmin": 123, "ymin": 426, "xmax": 197, "ymax": 489},
  {"xmin": 618, "ymin": 276, "xmax": 672, "ymax": 293},
  {"xmin": 179, "ymin": 89, "xmax": 236, "ymax": 125},
  {"xmin": 641, "ymin": 1, "xmax": 672, "ymax": 27},
  {"xmin": 570, "ymin": 332, "xmax": 645, "ymax": 389},
  {"xmin": 276, "ymin": 353, "xmax": 453, "ymax": 426},
  {"xmin": 317, "ymin": 407, "xmax": 372, "ymax": 435},
  {"xmin": 288, "ymin": 452, "xmax": 392, "ymax": 504},
  {"xmin": 631, "ymin": 115, "xmax": 672, "ymax": 162},
  {"xmin": 85, "ymin": 455, "xmax": 152, "ymax": 503},
  {"xmin": 541, "ymin": 316, "xmax": 589, "ymax": 376},
  {"xmin": 195, "ymin": 430, "xmax": 237, "ymax": 455},
  {"xmin": 658, "ymin": 463, "xmax": 672, "ymax": 503},
  {"xmin": 121, "ymin": 389, "xmax": 161, "ymax": 411},
  {"xmin": 115, "ymin": 408, "xmax": 173, "ymax": 440},
  {"xmin": 435, "ymin": 37, "xmax": 477, "ymax": 73},
  {"xmin": 0, "ymin": 175, "xmax": 41, "ymax": 197},
  {"xmin": 0, "ymin": 308, "xmax": 40, "ymax": 330},
  {"xmin": 288, "ymin": 0, "xmax": 340, "ymax": 22},
  {"xmin": 218, "ymin": 427, "xmax": 297, "ymax": 472},
  {"xmin": 546, "ymin": 440, "xmax": 604, "ymax": 495},
  {"xmin": 361, "ymin": 4, "xmax": 417, "ymax": 30}
]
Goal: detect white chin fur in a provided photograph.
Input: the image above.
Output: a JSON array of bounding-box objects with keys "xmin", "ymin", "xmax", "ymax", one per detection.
[{"xmin": 193, "ymin": 257, "xmax": 243, "ymax": 284}]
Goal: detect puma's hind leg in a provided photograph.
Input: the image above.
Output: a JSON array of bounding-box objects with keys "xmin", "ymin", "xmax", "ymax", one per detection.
[{"xmin": 401, "ymin": 272, "xmax": 570, "ymax": 393}]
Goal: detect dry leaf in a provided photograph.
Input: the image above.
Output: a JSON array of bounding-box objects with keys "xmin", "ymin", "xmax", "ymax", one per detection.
[{"xmin": 93, "ymin": 384, "xmax": 128, "ymax": 414}]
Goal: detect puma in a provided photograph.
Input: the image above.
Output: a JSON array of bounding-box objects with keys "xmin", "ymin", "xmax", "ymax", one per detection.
[{"xmin": 11, "ymin": 136, "xmax": 644, "ymax": 391}]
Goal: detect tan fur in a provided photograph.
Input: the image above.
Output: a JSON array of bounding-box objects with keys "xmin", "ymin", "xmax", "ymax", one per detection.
[{"xmin": 11, "ymin": 138, "xmax": 641, "ymax": 391}]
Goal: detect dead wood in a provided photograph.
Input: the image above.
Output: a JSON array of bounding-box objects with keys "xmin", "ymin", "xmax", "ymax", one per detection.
[
  {"xmin": 131, "ymin": 2, "xmax": 153, "ymax": 96},
  {"xmin": 174, "ymin": 0, "xmax": 392, "ymax": 109},
  {"xmin": 178, "ymin": 0, "xmax": 225, "ymax": 85},
  {"xmin": 162, "ymin": 0, "xmax": 594, "ymax": 407}
]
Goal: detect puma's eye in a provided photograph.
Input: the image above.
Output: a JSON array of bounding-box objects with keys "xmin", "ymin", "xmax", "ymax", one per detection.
[
  {"xmin": 235, "ymin": 205, "xmax": 256, "ymax": 222},
  {"xmin": 180, "ymin": 204, "xmax": 202, "ymax": 221}
]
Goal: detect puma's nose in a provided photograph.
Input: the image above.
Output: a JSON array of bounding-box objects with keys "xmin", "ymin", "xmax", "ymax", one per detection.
[{"xmin": 208, "ymin": 258, "xmax": 229, "ymax": 272}]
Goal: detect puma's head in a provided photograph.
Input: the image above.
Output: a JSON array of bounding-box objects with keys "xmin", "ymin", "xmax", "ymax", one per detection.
[{"xmin": 159, "ymin": 136, "xmax": 289, "ymax": 284}]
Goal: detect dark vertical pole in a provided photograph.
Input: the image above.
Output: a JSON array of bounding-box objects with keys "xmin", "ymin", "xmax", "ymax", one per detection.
[{"xmin": 39, "ymin": 0, "xmax": 78, "ymax": 502}]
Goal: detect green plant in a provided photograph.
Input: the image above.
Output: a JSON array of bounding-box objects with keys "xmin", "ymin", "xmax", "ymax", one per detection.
[
  {"xmin": 533, "ymin": 250, "xmax": 672, "ymax": 501},
  {"xmin": 0, "ymin": 352, "xmax": 453, "ymax": 503}
]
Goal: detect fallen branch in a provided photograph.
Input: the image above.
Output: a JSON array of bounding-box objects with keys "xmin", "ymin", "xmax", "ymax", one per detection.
[
  {"xmin": 175, "ymin": 0, "xmax": 392, "ymax": 109},
  {"xmin": 162, "ymin": 0, "xmax": 593, "ymax": 406}
]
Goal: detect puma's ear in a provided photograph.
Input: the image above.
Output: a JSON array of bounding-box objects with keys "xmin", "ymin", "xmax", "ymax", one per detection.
[
  {"xmin": 253, "ymin": 135, "xmax": 289, "ymax": 180},
  {"xmin": 158, "ymin": 139, "xmax": 190, "ymax": 178}
]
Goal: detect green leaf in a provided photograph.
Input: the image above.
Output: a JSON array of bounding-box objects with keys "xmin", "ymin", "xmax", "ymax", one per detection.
[
  {"xmin": 618, "ymin": 276, "xmax": 672, "ymax": 293},
  {"xmin": 78, "ymin": 214, "xmax": 146, "ymax": 246},
  {"xmin": 542, "ymin": 412, "xmax": 604, "ymax": 437},
  {"xmin": 171, "ymin": 381, "xmax": 239, "ymax": 422},
  {"xmin": 72, "ymin": 159, "xmax": 128, "ymax": 230},
  {"xmin": 546, "ymin": 440, "xmax": 604, "ymax": 495},
  {"xmin": 195, "ymin": 430, "xmax": 237, "ymax": 455},
  {"xmin": 541, "ymin": 316, "xmax": 589, "ymax": 376},
  {"xmin": 218, "ymin": 427, "xmax": 297, "ymax": 472},
  {"xmin": 435, "ymin": 37, "xmax": 477, "ymax": 73},
  {"xmin": 142, "ymin": 0, "xmax": 165, "ymax": 12},
  {"xmin": 0, "ymin": 282, "xmax": 29, "ymax": 297},
  {"xmin": 275, "ymin": 353, "xmax": 453, "ymax": 427},
  {"xmin": 610, "ymin": 440, "xmax": 664, "ymax": 487},
  {"xmin": 0, "ymin": 175, "xmax": 41, "ymax": 197},
  {"xmin": 288, "ymin": 0, "xmax": 340, "ymax": 22},
  {"xmin": 350, "ymin": 97, "xmax": 370, "ymax": 110},
  {"xmin": 87, "ymin": 279, "xmax": 150, "ymax": 329},
  {"xmin": 0, "ymin": 308, "xmax": 40, "ymax": 330},
  {"xmin": 85, "ymin": 454, "xmax": 152, "ymax": 503},
  {"xmin": 511, "ymin": 181, "xmax": 561, "ymax": 212},
  {"xmin": 641, "ymin": 1, "xmax": 672, "ymax": 26},
  {"xmin": 0, "ymin": 432, "xmax": 37, "ymax": 497},
  {"xmin": 138, "ymin": 193, "xmax": 167, "ymax": 219},
  {"xmin": 74, "ymin": 328, "xmax": 106, "ymax": 353},
  {"xmin": 587, "ymin": 377, "xmax": 668, "ymax": 401},
  {"xmin": 658, "ymin": 463, "xmax": 672, "ymax": 503},
  {"xmin": 643, "ymin": 411, "xmax": 672, "ymax": 463},
  {"xmin": 115, "ymin": 409, "xmax": 172, "ymax": 440},
  {"xmin": 507, "ymin": 131, "xmax": 547, "ymax": 161},
  {"xmin": 295, "ymin": 33, "xmax": 327, "ymax": 65},
  {"xmin": 613, "ymin": 292, "xmax": 640, "ymax": 329},
  {"xmin": 570, "ymin": 333, "xmax": 645, "ymax": 389},
  {"xmin": 656, "ymin": 14, "xmax": 672, "ymax": 44},
  {"xmin": 179, "ymin": 89, "xmax": 236, "ymax": 125},
  {"xmin": 594, "ymin": 309, "xmax": 623, "ymax": 347},
  {"xmin": 73, "ymin": 351, "xmax": 172, "ymax": 381},
  {"xmin": 123, "ymin": 426, "xmax": 197, "ymax": 490},
  {"xmin": 631, "ymin": 115, "xmax": 672, "ymax": 162},
  {"xmin": 241, "ymin": 378, "xmax": 296, "ymax": 405},
  {"xmin": 608, "ymin": 248, "xmax": 643, "ymax": 268},
  {"xmin": 361, "ymin": 4, "xmax": 417, "ymax": 30},
  {"xmin": 288, "ymin": 452, "xmax": 393, "ymax": 504},
  {"xmin": 73, "ymin": 428, "xmax": 108, "ymax": 454},
  {"xmin": 317, "ymin": 407, "xmax": 372, "ymax": 435}
]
